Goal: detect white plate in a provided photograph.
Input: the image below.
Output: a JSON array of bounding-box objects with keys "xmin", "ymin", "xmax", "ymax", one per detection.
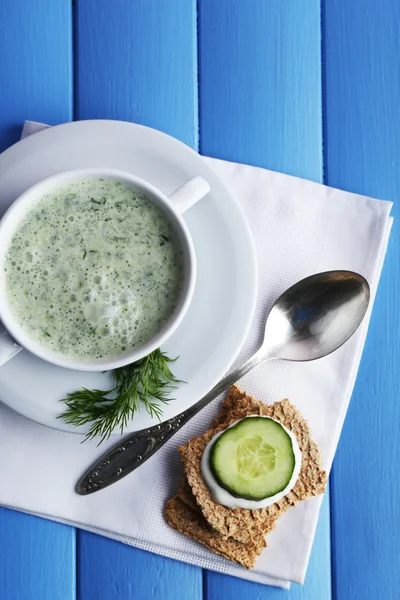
[{"xmin": 0, "ymin": 120, "xmax": 257, "ymax": 434}]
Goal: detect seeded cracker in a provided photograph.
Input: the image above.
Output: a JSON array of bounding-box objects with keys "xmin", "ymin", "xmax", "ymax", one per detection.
[
  {"xmin": 165, "ymin": 496, "xmax": 264, "ymax": 569},
  {"xmin": 176, "ymin": 477, "xmax": 268, "ymax": 557},
  {"xmin": 175, "ymin": 386, "xmax": 327, "ymax": 546}
]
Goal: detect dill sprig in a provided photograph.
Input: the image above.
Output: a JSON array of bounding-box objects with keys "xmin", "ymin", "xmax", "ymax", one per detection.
[{"xmin": 58, "ymin": 349, "xmax": 182, "ymax": 445}]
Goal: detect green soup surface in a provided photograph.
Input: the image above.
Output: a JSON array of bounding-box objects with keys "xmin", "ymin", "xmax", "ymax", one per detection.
[{"xmin": 5, "ymin": 178, "xmax": 184, "ymax": 359}]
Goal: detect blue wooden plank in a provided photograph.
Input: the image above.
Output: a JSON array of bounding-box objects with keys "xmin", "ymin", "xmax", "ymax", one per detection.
[
  {"xmin": 75, "ymin": 0, "xmax": 198, "ymax": 148},
  {"xmin": 199, "ymin": 0, "xmax": 329, "ymax": 597},
  {"xmin": 78, "ymin": 534, "xmax": 202, "ymax": 600},
  {"xmin": 205, "ymin": 490, "xmax": 331, "ymax": 599},
  {"xmin": 198, "ymin": 0, "xmax": 323, "ymax": 182},
  {"xmin": 0, "ymin": 0, "xmax": 72, "ymax": 152},
  {"xmin": 74, "ymin": 2, "xmax": 202, "ymax": 599},
  {"xmin": 0, "ymin": 508, "xmax": 76, "ymax": 600},
  {"xmin": 0, "ymin": 1, "xmax": 75, "ymax": 599},
  {"xmin": 323, "ymin": 2, "xmax": 400, "ymax": 599}
]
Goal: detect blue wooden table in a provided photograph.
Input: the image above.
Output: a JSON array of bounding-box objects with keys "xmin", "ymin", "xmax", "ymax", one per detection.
[{"xmin": 0, "ymin": 1, "xmax": 399, "ymax": 598}]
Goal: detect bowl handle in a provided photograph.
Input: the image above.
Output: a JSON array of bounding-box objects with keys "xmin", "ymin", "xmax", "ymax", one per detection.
[
  {"xmin": 168, "ymin": 176, "xmax": 210, "ymax": 214},
  {"xmin": 0, "ymin": 322, "xmax": 23, "ymax": 367}
]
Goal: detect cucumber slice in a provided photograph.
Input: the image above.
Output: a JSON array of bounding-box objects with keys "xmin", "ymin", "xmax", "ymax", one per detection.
[{"xmin": 209, "ymin": 417, "xmax": 296, "ymax": 500}]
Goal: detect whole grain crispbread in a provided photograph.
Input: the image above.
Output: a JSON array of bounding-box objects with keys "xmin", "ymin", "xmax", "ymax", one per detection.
[
  {"xmin": 176, "ymin": 477, "xmax": 271, "ymax": 554},
  {"xmin": 178, "ymin": 386, "xmax": 327, "ymax": 545},
  {"xmin": 177, "ymin": 477, "xmax": 202, "ymax": 512},
  {"xmin": 165, "ymin": 496, "xmax": 265, "ymax": 569}
]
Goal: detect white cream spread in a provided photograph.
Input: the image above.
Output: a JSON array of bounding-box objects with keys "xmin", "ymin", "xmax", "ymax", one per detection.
[{"xmin": 201, "ymin": 415, "xmax": 302, "ymax": 509}]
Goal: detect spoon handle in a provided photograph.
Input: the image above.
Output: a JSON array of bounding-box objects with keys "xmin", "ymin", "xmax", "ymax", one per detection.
[{"xmin": 77, "ymin": 351, "xmax": 267, "ymax": 495}]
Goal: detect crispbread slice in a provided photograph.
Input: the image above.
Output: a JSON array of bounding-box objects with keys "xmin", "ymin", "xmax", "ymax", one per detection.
[
  {"xmin": 177, "ymin": 470, "xmax": 276, "ymax": 542},
  {"xmin": 177, "ymin": 477, "xmax": 202, "ymax": 512},
  {"xmin": 176, "ymin": 478, "xmax": 270, "ymax": 555},
  {"xmin": 179, "ymin": 386, "xmax": 327, "ymax": 545},
  {"xmin": 165, "ymin": 496, "xmax": 265, "ymax": 569}
]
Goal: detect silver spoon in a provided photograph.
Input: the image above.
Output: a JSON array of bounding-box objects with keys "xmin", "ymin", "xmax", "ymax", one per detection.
[{"xmin": 77, "ymin": 270, "xmax": 370, "ymax": 495}]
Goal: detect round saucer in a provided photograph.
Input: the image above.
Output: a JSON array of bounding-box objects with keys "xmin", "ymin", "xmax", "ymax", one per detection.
[{"xmin": 0, "ymin": 120, "xmax": 257, "ymax": 434}]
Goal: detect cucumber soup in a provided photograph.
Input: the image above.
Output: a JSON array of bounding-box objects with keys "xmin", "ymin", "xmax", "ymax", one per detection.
[{"xmin": 4, "ymin": 179, "xmax": 184, "ymax": 360}]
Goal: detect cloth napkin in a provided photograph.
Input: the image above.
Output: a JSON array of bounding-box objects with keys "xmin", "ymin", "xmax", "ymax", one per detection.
[{"xmin": 0, "ymin": 121, "xmax": 393, "ymax": 589}]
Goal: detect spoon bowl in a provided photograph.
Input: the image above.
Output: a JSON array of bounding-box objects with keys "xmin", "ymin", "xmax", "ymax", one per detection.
[{"xmin": 263, "ymin": 271, "xmax": 370, "ymax": 361}]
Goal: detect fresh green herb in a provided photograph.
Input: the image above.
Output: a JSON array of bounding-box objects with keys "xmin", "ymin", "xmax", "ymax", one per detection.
[
  {"xmin": 89, "ymin": 249, "xmax": 98, "ymax": 253},
  {"xmin": 83, "ymin": 251, "xmax": 87, "ymax": 260},
  {"xmin": 90, "ymin": 198, "xmax": 101, "ymax": 205},
  {"xmin": 58, "ymin": 349, "xmax": 182, "ymax": 444}
]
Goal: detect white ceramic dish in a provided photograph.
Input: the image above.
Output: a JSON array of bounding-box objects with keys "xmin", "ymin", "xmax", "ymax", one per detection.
[
  {"xmin": 0, "ymin": 120, "xmax": 257, "ymax": 434},
  {"xmin": 0, "ymin": 167, "xmax": 210, "ymax": 371}
]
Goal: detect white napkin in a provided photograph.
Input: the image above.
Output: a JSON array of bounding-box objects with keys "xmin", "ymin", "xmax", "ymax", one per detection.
[{"xmin": 0, "ymin": 121, "xmax": 393, "ymax": 590}]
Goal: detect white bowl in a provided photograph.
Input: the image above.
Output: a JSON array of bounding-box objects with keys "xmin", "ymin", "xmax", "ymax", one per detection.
[{"xmin": 0, "ymin": 167, "xmax": 210, "ymax": 371}]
